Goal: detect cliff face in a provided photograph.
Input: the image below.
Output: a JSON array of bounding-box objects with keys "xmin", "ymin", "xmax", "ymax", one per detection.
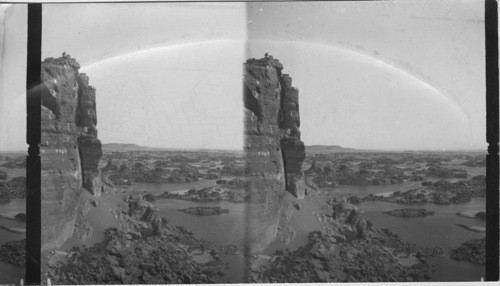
[
  {"xmin": 40, "ymin": 54, "xmax": 103, "ymax": 250},
  {"xmin": 76, "ymin": 73, "xmax": 103, "ymax": 197},
  {"xmin": 243, "ymin": 55, "xmax": 306, "ymax": 253}
]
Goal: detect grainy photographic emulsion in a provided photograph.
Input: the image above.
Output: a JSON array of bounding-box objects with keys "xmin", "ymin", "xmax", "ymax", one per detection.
[{"xmin": 0, "ymin": 0, "xmax": 498, "ymax": 285}]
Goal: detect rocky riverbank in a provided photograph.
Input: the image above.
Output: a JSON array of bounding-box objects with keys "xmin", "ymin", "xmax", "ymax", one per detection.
[
  {"xmin": 250, "ymin": 198, "xmax": 433, "ymax": 282},
  {"xmin": 450, "ymin": 237, "xmax": 485, "ymax": 265},
  {"xmin": 42, "ymin": 194, "xmax": 238, "ymax": 284},
  {"xmin": 383, "ymin": 209, "xmax": 435, "ymax": 218}
]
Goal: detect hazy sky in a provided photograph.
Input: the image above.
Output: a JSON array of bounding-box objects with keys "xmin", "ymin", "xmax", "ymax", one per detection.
[
  {"xmin": 246, "ymin": 1, "xmax": 486, "ymax": 150},
  {"xmin": 0, "ymin": 1, "xmax": 488, "ymax": 151},
  {"xmin": 0, "ymin": 4, "xmax": 27, "ymax": 152}
]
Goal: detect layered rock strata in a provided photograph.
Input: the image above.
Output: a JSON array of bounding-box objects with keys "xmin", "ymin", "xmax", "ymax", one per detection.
[
  {"xmin": 243, "ymin": 55, "xmax": 306, "ymax": 252},
  {"xmin": 39, "ymin": 54, "xmax": 103, "ymax": 250}
]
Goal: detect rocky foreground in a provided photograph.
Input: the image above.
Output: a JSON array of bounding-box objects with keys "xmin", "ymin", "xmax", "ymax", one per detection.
[
  {"xmin": 250, "ymin": 198, "xmax": 433, "ymax": 283},
  {"xmin": 450, "ymin": 237, "xmax": 485, "ymax": 265},
  {"xmin": 0, "ymin": 239, "xmax": 25, "ymax": 266},
  {"xmin": 43, "ymin": 194, "xmax": 238, "ymax": 284}
]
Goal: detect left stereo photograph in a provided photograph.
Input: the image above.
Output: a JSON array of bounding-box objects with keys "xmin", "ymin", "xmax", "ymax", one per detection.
[{"xmin": 0, "ymin": 3, "xmax": 28, "ymax": 285}]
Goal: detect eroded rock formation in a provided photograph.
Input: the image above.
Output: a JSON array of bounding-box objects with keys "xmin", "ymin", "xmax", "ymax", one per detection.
[
  {"xmin": 39, "ymin": 54, "xmax": 103, "ymax": 250},
  {"xmin": 243, "ymin": 55, "xmax": 306, "ymax": 252}
]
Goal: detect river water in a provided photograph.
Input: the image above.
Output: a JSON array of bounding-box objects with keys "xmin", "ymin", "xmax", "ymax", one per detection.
[
  {"xmin": 0, "ymin": 199, "xmax": 26, "ymax": 284},
  {"xmin": 130, "ymin": 178, "xmax": 485, "ymax": 282}
]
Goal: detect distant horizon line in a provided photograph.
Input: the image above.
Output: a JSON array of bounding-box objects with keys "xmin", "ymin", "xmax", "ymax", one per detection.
[
  {"xmin": 0, "ymin": 143, "xmax": 487, "ymax": 154},
  {"xmin": 99, "ymin": 142, "xmax": 487, "ymax": 153}
]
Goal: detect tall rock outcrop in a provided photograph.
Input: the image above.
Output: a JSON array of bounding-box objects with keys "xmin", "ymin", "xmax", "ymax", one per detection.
[
  {"xmin": 243, "ymin": 55, "xmax": 306, "ymax": 253},
  {"xmin": 39, "ymin": 54, "xmax": 103, "ymax": 250}
]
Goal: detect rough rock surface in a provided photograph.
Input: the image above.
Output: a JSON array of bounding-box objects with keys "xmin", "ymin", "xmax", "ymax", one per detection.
[
  {"xmin": 243, "ymin": 55, "xmax": 306, "ymax": 253},
  {"xmin": 0, "ymin": 239, "xmax": 25, "ymax": 266},
  {"xmin": 39, "ymin": 54, "xmax": 103, "ymax": 250},
  {"xmin": 43, "ymin": 195, "xmax": 236, "ymax": 284},
  {"xmin": 450, "ymin": 237, "xmax": 485, "ymax": 265},
  {"xmin": 249, "ymin": 198, "xmax": 433, "ymax": 282}
]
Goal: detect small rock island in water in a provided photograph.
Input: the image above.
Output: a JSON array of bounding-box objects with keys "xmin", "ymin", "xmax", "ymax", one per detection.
[{"xmin": 384, "ymin": 209, "xmax": 435, "ymax": 218}]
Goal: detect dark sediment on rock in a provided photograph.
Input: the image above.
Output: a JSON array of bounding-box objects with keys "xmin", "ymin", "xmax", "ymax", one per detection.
[
  {"xmin": 383, "ymin": 209, "xmax": 435, "ymax": 218},
  {"xmin": 243, "ymin": 55, "xmax": 306, "ymax": 253},
  {"xmin": 0, "ymin": 239, "xmax": 25, "ymax": 266},
  {"xmin": 39, "ymin": 54, "xmax": 104, "ymax": 250},
  {"xmin": 179, "ymin": 206, "xmax": 229, "ymax": 216},
  {"xmin": 450, "ymin": 237, "xmax": 485, "ymax": 265}
]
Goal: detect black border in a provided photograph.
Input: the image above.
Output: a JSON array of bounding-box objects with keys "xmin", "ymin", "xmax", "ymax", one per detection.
[
  {"xmin": 485, "ymin": 0, "xmax": 499, "ymax": 281},
  {"xmin": 22, "ymin": 0, "xmax": 500, "ymax": 283},
  {"xmin": 26, "ymin": 3, "xmax": 42, "ymax": 285}
]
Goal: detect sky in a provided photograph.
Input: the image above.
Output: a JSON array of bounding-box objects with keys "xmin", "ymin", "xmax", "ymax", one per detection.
[{"xmin": 0, "ymin": 1, "xmax": 488, "ymax": 151}]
